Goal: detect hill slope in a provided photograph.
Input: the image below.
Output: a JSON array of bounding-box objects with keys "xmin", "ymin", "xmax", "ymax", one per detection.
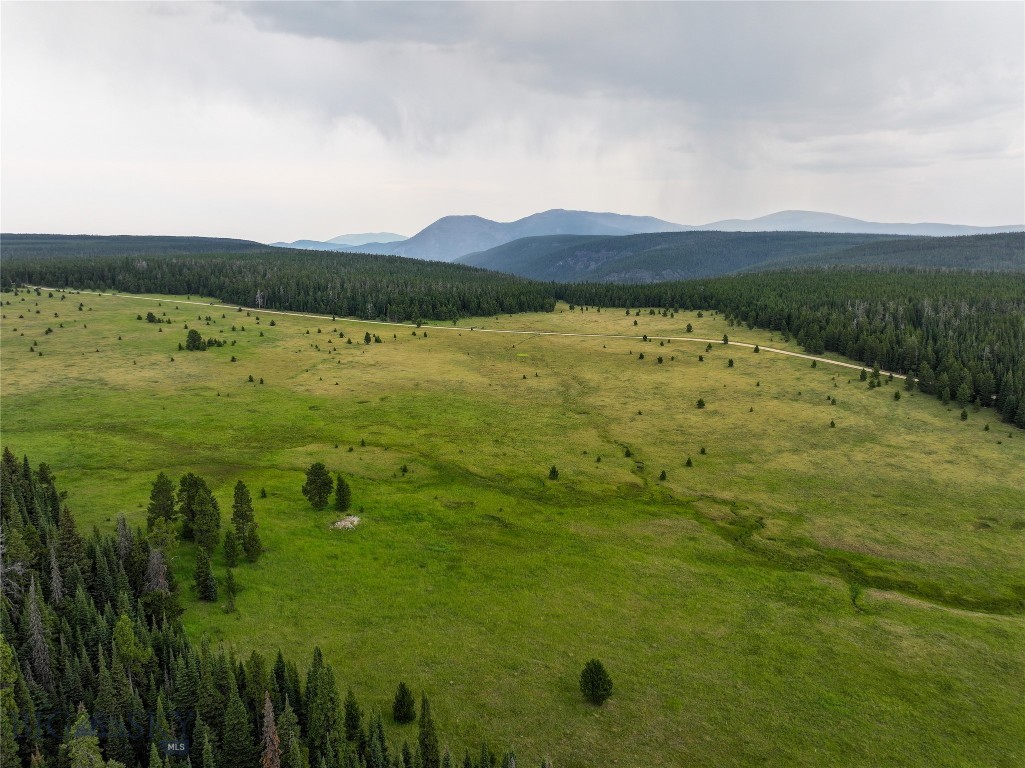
[
  {"xmin": 458, "ymin": 231, "xmax": 1025, "ymax": 282},
  {"xmin": 0, "ymin": 233, "xmax": 268, "ymax": 259}
]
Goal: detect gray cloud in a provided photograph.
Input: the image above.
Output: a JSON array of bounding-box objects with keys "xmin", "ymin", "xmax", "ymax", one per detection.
[{"xmin": 1, "ymin": 1, "xmax": 1021, "ymax": 240}]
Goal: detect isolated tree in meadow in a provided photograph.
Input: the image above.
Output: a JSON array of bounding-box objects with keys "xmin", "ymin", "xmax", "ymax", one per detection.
[
  {"xmin": 548, "ymin": 466, "xmax": 559, "ymax": 480},
  {"xmin": 302, "ymin": 463, "xmax": 333, "ymax": 510},
  {"xmin": 894, "ymin": 390, "xmax": 902, "ymax": 401},
  {"xmin": 686, "ymin": 323, "xmax": 693, "ymax": 333},
  {"xmin": 696, "ymin": 398, "xmax": 705, "ymax": 409},
  {"xmin": 185, "ymin": 328, "xmax": 207, "ymax": 351},
  {"xmin": 727, "ymin": 358, "xmax": 734, "ymax": 368},
  {"xmin": 194, "ymin": 548, "xmax": 217, "ymax": 601},
  {"xmin": 722, "ymin": 334, "xmax": 729, "ymax": 344},
  {"xmin": 392, "ymin": 682, "xmax": 416, "ymax": 724},
  {"xmin": 334, "ymin": 474, "xmax": 351, "ymax": 513},
  {"xmin": 146, "ymin": 472, "xmax": 176, "ymax": 530},
  {"xmin": 579, "ymin": 659, "xmax": 613, "ymax": 705}
]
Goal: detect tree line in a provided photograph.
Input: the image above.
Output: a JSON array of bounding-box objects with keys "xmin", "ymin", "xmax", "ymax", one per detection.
[
  {"xmin": 0, "ymin": 449, "xmax": 548, "ymax": 768},
  {"xmin": 556, "ymin": 269, "xmax": 1025, "ymax": 428},
  {"xmin": 3, "ymin": 247, "xmax": 1022, "ymax": 426},
  {"xmin": 1, "ymin": 250, "xmax": 556, "ymax": 323}
]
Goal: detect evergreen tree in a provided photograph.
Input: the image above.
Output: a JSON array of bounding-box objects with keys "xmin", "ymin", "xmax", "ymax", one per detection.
[
  {"xmin": 224, "ymin": 527, "xmax": 241, "ymax": 567},
  {"xmin": 26, "ymin": 576, "xmax": 54, "ymax": 691},
  {"xmin": 334, "ymin": 475, "xmax": 351, "ymax": 513},
  {"xmin": 302, "ymin": 464, "xmax": 333, "ymax": 510},
  {"xmin": 192, "ymin": 487, "xmax": 221, "ymax": 553},
  {"xmin": 343, "ymin": 688, "xmax": 362, "ymax": 742},
  {"xmin": 194, "ymin": 549, "xmax": 217, "ymax": 602},
  {"xmin": 62, "ymin": 708, "xmax": 107, "ymax": 768},
  {"xmin": 222, "ymin": 682, "xmax": 255, "ymax": 768},
  {"xmin": 146, "ymin": 473, "xmax": 177, "ymax": 531},
  {"xmin": 417, "ymin": 694, "xmax": 439, "ymax": 768},
  {"xmin": 185, "ymin": 330, "xmax": 207, "ymax": 351},
  {"xmin": 232, "ymin": 481, "xmax": 256, "ymax": 534},
  {"xmin": 579, "ymin": 659, "xmax": 613, "ymax": 705},
  {"xmin": 392, "ymin": 682, "xmax": 416, "ymax": 724},
  {"xmin": 243, "ymin": 525, "xmax": 263, "ymax": 563}
]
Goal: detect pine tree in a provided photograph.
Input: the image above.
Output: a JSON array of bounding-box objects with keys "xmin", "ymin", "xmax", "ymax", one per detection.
[
  {"xmin": 224, "ymin": 527, "xmax": 241, "ymax": 567},
  {"xmin": 243, "ymin": 524, "xmax": 263, "ymax": 563},
  {"xmin": 26, "ymin": 576, "xmax": 54, "ymax": 691},
  {"xmin": 192, "ymin": 487, "xmax": 221, "ymax": 553},
  {"xmin": 343, "ymin": 688, "xmax": 362, "ymax": 742},
  {"xmin": 392, "ymin": 682, "xmax": 415, "ymax": 724},
  {"xmin": 62, "ymin": 708, "xmax": 106, "ymax": 768},
  {"xmin": 222, "ymin": 682, "xmax": 255, "ymax": 768},
  {"xmin": 579, "ymin": 659, "xmax": 613, "ymax": 705},
  {"xmin": 147, "ymin": 473, "xmax": 177, "ymax": 531},
  {"xmin": 194, "ymin": 549, "xmax": 217, "ymax": 602},
  {"xmin": 232, "ymin": 481, "xmax": 255, "ymax": 534},
  {"xmin": 417, "ymin": 694, "xmax": 439, "ymax": 768},
  {"xmin": 261, "ymin": 692, "xmax": 282, "ymax": 768},
  {"xmin": 334, "ymin": 475, "xmax": 351, "ymax": 513},
  {"xmin": 302, "ymin": 464, "xmax": 333, "ymax": 510}
]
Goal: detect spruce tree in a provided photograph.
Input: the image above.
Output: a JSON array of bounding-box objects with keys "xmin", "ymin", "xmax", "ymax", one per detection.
[
  {"xmin": 343, "ymin": 688, "xmax": 362, "ymax": 742},
  {"xmin": 392, "ymin": 682, "xmax": 415, "ymax": 724},
  {"xmin": 222, "ymin": 682, "xmax": 255, "ymax": 768},
  {"xmin": 417, "ymin": 694, "xmax": 440, "ymax": 768},
  {"xmin": 302, "ymin": 464, "xmax": 333, "ymax": 510},
  {"xmin": 224, "ymin": 527, "xmax": 241, "ymax": 567},
  {"xmin": 194, "ymin": 549, "xmax": 217, "ymax": 602},
  {"xmin": 243, "ymin": 525, "xmax": 263, "ymax": 563},
  {"xmin": 334, "ymin": 475, "xmax": 351, "ymax": 513},
  {"xmin": 146, "ymin": 473, "xmax": 176, "ymax": 531},
  {"xmin": 192, "ymin": 487, "xmax": 221, "ymax": 553},
  {"xmin": 232, "ymin": 481, "xmax": 255, "ymax": 534}
]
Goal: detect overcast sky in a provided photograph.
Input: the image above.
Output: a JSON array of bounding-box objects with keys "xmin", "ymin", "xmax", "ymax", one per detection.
[{"xmin": 2, "ymin": 1, "xmax": 1022, "ymax": 242}]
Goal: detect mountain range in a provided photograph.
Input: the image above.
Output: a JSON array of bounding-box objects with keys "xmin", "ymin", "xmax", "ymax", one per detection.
[
  {"xmin": 271, "ymin": 209, "xmax": 1023, "ymax": 262},
  {"xmin": 271, "ymin": 232, "xmax": 407, "ymax": 251}
]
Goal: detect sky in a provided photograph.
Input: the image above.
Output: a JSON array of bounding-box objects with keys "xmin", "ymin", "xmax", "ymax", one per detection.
[{"xmin": 2, "ymin": 1, "xmax": 1023, "ymax": 242}]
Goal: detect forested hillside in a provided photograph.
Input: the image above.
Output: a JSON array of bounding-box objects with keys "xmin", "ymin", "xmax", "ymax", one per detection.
[
  {"xmin": 0, "ymin": 248, "xmax": 556, "ymax": 321},
  {"xmin": 0, "ymin": 449, "xmax": 528, "ymax": 768},
  {"xmin": 0, "ymin": 235, "xmax": 270, "ymax": 259},
  {"xmin": 458, "ymin": 231, "xmax": 904, "ymax": 281}
]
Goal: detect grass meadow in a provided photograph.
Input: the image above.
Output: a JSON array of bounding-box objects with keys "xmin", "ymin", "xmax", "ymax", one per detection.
[{"xmin": 2, "ymin": 288, "xmax": 1023, "ymax": 767}]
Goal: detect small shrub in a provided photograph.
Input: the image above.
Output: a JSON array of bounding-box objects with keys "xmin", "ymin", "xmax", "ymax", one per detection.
[
  {"xmin": 548, "ymin": 466, "xmax": 559, "ymax": 480},
  {"xmin": 579, "ymin": 659, "xmax": 613, "ymax": 706}
]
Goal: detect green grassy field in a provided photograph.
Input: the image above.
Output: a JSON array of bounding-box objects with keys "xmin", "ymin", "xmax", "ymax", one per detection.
[{"xmin": 2, "ymin": 288, "xmax": 1023, "ymax": 767}]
